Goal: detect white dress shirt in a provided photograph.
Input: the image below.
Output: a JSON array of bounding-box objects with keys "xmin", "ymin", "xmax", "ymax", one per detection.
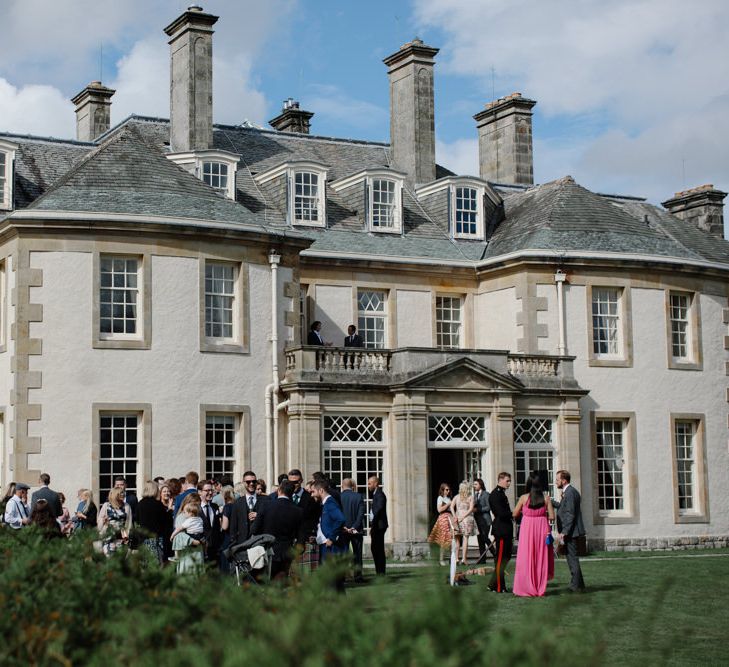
[{"xmin": 4, "ymin": 496, "xmax": 29, "ymax": 529}]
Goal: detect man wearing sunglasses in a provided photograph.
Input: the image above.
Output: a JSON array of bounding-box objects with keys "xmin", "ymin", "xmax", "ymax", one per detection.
[{"xmin": 229, "ymin": 471, "xmax": 263, "ymax": 546}]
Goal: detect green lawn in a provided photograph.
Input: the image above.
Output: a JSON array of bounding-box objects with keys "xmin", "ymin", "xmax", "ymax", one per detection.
[{"xmin": 351, "ymin": 551, "xmax": 729, "ymax": 666}]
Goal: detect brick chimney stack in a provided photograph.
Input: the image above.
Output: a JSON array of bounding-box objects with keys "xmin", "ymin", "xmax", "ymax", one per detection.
[
  {"xmin": 662, "ymin": 184, "xmax": 727, "ymax": 240},
  {"xmin": 164, "ymin": 5, "xmax": 218, "ymax": 152},
  {"xmin": 71, "ymin": 81, "xmax": 115, "ymax": 142},
  {"xmin": 269, "ymin": 98, "xmax": 314, "ymax": 134},
  {"xmin": 383, "ymin": 38, "xmax": 439, "ymax": 185},
  {"xmin": 474, "ymin": 93, "xmax": 536, "ymax": 186}
]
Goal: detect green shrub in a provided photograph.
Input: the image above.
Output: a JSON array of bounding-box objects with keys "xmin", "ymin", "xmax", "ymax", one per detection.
[{"xmin": 0, "ymin": 527, "xmax": 608, "ymax": 666}]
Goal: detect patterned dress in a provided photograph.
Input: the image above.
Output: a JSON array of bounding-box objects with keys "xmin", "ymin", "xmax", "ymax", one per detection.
[
  {"xmin": 453, "ymin": 495, "xmax": 476, "ymax": 536},
  {"xmin": 427, "ymin": 497, "xmax": 454, "ymax": 548}
]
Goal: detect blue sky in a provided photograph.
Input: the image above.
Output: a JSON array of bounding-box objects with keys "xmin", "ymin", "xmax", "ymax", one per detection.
[{"xmin": 1, "ymin": 0, "xmax": 727, "ymax": 204}]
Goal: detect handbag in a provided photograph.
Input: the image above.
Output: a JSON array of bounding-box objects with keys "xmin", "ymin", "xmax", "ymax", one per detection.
[{"xmin": 545, "ymin": 533, "xmax": 554, "ymax": 546}]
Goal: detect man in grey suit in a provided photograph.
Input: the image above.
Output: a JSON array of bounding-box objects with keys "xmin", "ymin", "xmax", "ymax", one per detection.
[
  {"xmin": 554, "ymin": 469, "xmax": 586, "ymax": 592},
  {"xmin": 473, "ymin": 478, "xmax": 495, "ymax": 562},
  {"xmin": 31, "ymin": 473, "xmax": 62, "ymax": 519}
]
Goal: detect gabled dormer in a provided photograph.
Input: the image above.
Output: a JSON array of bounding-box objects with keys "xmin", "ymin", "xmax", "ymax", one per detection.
[
  {"xmin": 166, "ymin": 149, "xmax": 239, "ymax": 200},
  {"xmin": 330, "ymin": 168, "xmax": 406, "ymax": 234},
  {"xmin": 416, "ymin": 176, "xmax": 501, "ymax": 240},
  {"xmin": 254, "ymin": 161, "xmax": 328, "ymax": 227},
  {"xmin": 0, "ymin": 138, "xmax": 18, "ymax": 212}
]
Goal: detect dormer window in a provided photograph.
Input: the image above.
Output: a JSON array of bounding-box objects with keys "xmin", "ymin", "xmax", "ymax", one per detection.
[
  {"xmin": 202, "ymin": 161, "xmax": 228, "ymax": 192},
  {"xmin": 254, "ymin": 161, "xmax": 328, "ymax": 227},
  {"xmin": 416, "ymin": 176, "xmax": 495, "ymax": 240},
  {"xmin": 330, "ymin": 168, "xmax": 405, "ymax": 234},
  {"xmin": 166, "ymin": 149, "xmax": 239, "ymax": 200},
  {"xmin": 0, "ymin": 139, "xmax": 18, "ymax": 211}
]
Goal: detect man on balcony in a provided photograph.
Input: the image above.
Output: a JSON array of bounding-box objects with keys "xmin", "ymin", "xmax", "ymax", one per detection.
[{"xmin": 343, "ymin": 324, "xmax": 363, "ymax": 348}]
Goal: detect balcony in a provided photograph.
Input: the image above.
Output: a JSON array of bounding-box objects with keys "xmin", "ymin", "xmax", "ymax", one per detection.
[{"xmin": 282, "ymin": 346, "xmax": 581, "ymax": 393}]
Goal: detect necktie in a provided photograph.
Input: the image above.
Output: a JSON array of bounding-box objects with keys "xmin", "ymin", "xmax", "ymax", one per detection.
[
  {"xmin": 293, "ymin": 493, "xmax": 300, "ymax": 505},
  {"xmin": 207, "ymin": 505, "xmax": 213, "ymax": 525},
  {"xmin": 248, "ymin": 496, "xmax": 254, "ymax": 510}
]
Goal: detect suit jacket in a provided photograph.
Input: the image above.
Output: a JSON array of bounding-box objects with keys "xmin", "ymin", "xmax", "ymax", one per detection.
[
  {"xmin": 251, "ymin": 496, "xmax": 303, "ymax": 562},
  {"xmin": 554, "ymin": 485, "xmax": 585, "ymax": 538},
  {"xmin": 295, "ymin": 489, "xmax": 319, "ymax": 543},
  {"xmin": 489, "ymin": 485, "xmax": 513, "ymax": 539},
  {"xmin": 307, "ymin": 330, "xmax": 324, "ymax": 346},
  {"xmin": 200, "ymin": 501, "xmax": 221, "ymax": 560},
  {"xmin": 123, "ymin": 492, "xmax": 139, "ymax": 523},
  {"xmin": 370, "ymin": 488, "xmax": 388, "ymax": 533},
  {"xmin": 340, "ymin": 489, "xmax": 365, "ymax": 532},
  {"xmin": 320, "ymin": 496, "xmax": 346, "ymax": 547},
  {"xmin": 31, "ymin": 486, "xmax": 62, "ymax": 519},
  {"xmin": 474, "ymin": 489, "xmax": 492, "ymax": 527},
  {"xmin": 343, "ymin": 334, "xmax": 364, "ymax": 348},
  {"xmin": 229, "ymin": 494, "xmax": 265, "ymax": 545}
]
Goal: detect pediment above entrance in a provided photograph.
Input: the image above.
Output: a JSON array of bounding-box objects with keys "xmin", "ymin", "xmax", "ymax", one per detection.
[{"xmin": 394, "ymin": 357, "xmax": 523, "ymax": 393}]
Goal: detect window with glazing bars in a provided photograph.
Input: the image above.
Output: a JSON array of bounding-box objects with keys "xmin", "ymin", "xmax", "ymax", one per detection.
[
  {"xmin": 592, "ymin": 288, "xmax": 620, "ymax": 355},
  {"xmin": 0, "ymin": 153, "xmax": 6, "ymax": 206},
  {"xmin": 358, "ymin": 290, "xmax": 386, "ymax": 348},
  {"xmin": 428, "ymin": 415, "xmax": 485, "ymax": 444},
  {"xmin": 371, "ymin": 179, "xmax": 396, "ymax": 228},
  {"xmin": 595, "ymin": 419, "xmax": 625, "ymax": 511},
  {"xmin": 513, "ymin": 418, "xmax": 555, "ymax": 495},
  {"xmin": 294, "ymin": 172, "xmax": 320, "ymax": 222},
  {"xmin": 99, "ymin": 413, "xmax": 138, "ymax": 503},
  {"xmin": 669, "ymin": 293, "xmax": 691, "ymax": 359},
  {"xmin": 205, "ymin": 262, "xmax": 235, "ymax": 339},
  {"xmin": 205, "ymin": 414, "xmax": 236, "ymax": 480},
  {"xmin": 202, "ymin": 162, "xmax": 228, "ymax": 191},
  {"xmin": 455, "ymin": 187, "xmax": 478, "ymax": 235},
  {"xmin": 100, "ymin": 256, "xmax": 139, "ymax": 336},
  {"xmin": 674, "ymin": 420, "xmax": 696, "ymax": 511},
  {"xmin": 436, "ymin": 296, "xmax": 462, "ymax": 349}
]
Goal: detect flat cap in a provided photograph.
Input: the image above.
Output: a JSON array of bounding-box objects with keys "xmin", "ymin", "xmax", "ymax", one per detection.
[{"xmin": 15, "ymin": 483, "xmax": 30, "ymax": 491}]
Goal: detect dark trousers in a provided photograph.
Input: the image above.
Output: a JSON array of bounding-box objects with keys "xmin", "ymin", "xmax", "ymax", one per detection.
[
  {"xmin": 488, "ymin": 536, "xmax": 512, "ymax": 592},
  {"xmin": 342, "ymin": 533, "xmax": 363, "ymax": 577},
  {"xmin": 319, "ymin": 544, "xmax": 346, "ymax": 592},
  {"xmin": 564, "ymin": 536, "xmax": 585, "ymax": 590},
  {"xmin": 370, "ymin": 529, "xmax": 386, "ymax": 575},
  {"xmin": 474, "ymin": 514, "xmax": 493, "ymax": 556}
]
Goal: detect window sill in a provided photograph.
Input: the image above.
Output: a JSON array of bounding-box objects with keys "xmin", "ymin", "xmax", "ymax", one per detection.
[
  {"xmin": 201, "ymin": 340, "xmax": 248, "ymax": 354},
  {"xmin": 592, "ymin": 512, "xmax": 639, "ymax": 525},
  {"xmin": 668, "ymin": 359, "xmax": 702, "ymax": 371},
  {"xmin": 674, "ymin": 512, "xmax": 709, "ymax": 524},
  {"xmin": 368, "ymin": 225, "xmax": 401, "ymax": 235},
  {"xmin": 292, "ymin": 219, "xmax": 326, "ymax": 228},
  {"xmin": 587, "ymin": 356, "xmax": 632, "ymax": 368},
  {"xmin": 94, "ymin": 337, "xmax": 149, "ymax": 350}
]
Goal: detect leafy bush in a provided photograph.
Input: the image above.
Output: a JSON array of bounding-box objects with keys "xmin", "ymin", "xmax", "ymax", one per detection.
[{"xmin": 0, "ymin": 527, "xmax": 608, "ymax": 666}]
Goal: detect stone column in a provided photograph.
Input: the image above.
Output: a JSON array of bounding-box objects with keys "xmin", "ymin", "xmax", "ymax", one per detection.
[
  {"xmin": 490, "ymin": 393, "xmax": 516, "ymax": 503},
  {"xmin": 557, "ymin": 399, "xmax": 583, "ymax": 489},
  {"xmin": 285, "ymin": 390, "xmax": 322, "ymax": 475}
]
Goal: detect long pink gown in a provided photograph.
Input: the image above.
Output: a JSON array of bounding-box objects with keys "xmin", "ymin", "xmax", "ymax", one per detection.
[{"xmin": 513, "ymin": 498, "xmax": 554, "ymax": 597}]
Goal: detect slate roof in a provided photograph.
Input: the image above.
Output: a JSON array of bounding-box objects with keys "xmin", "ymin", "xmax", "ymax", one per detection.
[{"xmin": 4, "ymin": 115, "xmax": 729, "ymax": 269}]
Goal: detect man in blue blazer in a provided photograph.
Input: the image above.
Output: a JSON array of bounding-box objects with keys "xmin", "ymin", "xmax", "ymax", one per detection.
[
  {"xmin": 313, "ymin": 480, "xmax": 346, "ymax": 561},
  {"xmin": 340, "ymin": 477, "xmax": 365, "ymax": 582}
]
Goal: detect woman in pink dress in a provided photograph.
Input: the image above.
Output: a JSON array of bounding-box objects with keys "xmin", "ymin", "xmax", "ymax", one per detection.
[{"xmin": 512, "ymin": 475, "xmax": 555, "ymax": 597}]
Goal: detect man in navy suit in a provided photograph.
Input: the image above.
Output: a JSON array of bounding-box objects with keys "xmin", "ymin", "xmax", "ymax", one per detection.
[
  {"xmin": 343, "ymin": 325, "xmax": 363, "ymax": 348},
  {"xmin": 340, "ymin": 477, "xmax": 365, "ymax": 582},
  {"xmin": 313, "ymin": 480, "xmax": 345, "ymax": 561},
  {"xmin": 368, "ymin": 476, "xmax": 388, "ymax": 576},
  {"xmin": 307, "ymin": 321, "xmax": 325, "ymax": 345}
]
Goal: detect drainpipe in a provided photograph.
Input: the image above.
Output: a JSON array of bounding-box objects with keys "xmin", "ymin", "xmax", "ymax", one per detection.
[
  {"xmin": 266, "ymin": 250, "xmax": 282, "ymax": 485},
  {"xmin": 554, "ymin": 269, "xmax": 567, "ymax": 355}
]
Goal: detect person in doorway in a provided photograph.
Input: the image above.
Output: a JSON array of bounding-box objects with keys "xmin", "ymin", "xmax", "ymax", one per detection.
[
  {"xmin": 488, "ymin": 472, "xmax": 514, "ymax": 593},
  {"xmin": 451, "ymin": 481, "xmax": 476, "ymax": 565},
  {"xmin": 428, "ymin": 483, "xmax": 454, "ymax": 566},
  {"xmin": 368, "ymin": 476, "xmax": 388, "ymax": 576}
]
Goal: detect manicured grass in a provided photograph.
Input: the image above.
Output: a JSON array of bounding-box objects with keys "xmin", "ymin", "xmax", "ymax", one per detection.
[{"xmin": 351, "ymin": 551, "xmax": 729, "ymax": 666}]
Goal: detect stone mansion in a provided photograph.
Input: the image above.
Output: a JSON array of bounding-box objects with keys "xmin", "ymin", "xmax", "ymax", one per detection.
[{"xmin": 0, "ymin": 6, "xmax": 727, "ymax": 554}]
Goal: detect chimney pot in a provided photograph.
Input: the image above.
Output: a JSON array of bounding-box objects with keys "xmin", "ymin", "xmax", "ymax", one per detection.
[
  {"xmin": 269, "ymin": 100, "xmax": 314, "ymax": 134},
  {"xmin": 662, "ymin": 184, "xmax": 727, "ymax": 240},
  {"xmin": 473, "ymin": 93, "xmax": 536, "ymax": 185},
  {"xmin": 71, "ymin": 81, "xmax": 115, "ymax": 142}
]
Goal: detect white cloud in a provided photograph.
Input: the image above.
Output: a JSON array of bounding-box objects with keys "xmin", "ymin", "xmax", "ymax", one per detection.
[
  {"xmin": 306, "ymin": 84, "xmax": 388, "ymax": 132},
  {"xmin": 414, "ymin": 0, "xmax": 729, "ymax": 199},
  {"xmin": 435, "ymin": 137, "xmax": 478, "ymax": 177},
  {"xmin": 0, "ymin": 0, "xmax": 295, "ymax": 138}
]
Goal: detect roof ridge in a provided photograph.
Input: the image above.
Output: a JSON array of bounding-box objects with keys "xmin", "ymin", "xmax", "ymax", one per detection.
[{"xmin": 0, "ymin": 131, "xmax": 94, "ymax": 147}]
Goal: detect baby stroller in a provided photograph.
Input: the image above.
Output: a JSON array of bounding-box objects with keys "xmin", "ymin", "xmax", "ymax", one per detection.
[{"xmin": 224, "ymin": 534, "xmax": 276, "ymax": 586}]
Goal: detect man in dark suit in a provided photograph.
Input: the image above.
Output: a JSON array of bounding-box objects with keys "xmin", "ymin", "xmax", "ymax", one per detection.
[
  {"xmin": 340, "ymin": 477, "xmax": 365, "ymax": 582},
  {"xmin": 198, "ymin": 480, "xmax": 220, "ymax": 563},
  {"xmin": 554, "ymin": 469, "xmax": 586, "ymax": 592},
  {"xmin": 251, "ymin": 480, "xmax": 303, "ymax": 579},
  {"xmin": 113, "ymin": 476, "xmax": 139, "ymax": 523},
  {"xmin": 313, "ymin": 480, "xmax": 346, "ymax": 560},
  {"xmin": 473, "ymin": 478, "xmax": 495, "ymax": 561},
  {"xmin": 229, "ymin": 470, "xmax": 263, "ymax": 546},
  {"xmin": 367, "ymin": 476, "xmax": 388, "ymax": 576},
  {"xmin": 31, "ymin": 473, "xmax": 62, "ymax": 518},
  {"xmin": 488, "ymin": 472, "xmax": 513, "ymax": 593},
  {"xmin": 343, "ymin": 325, "xmax": 363, "ymax": 348},
  {"xmin": 307, "ymin": 321, "xmax": 325, "ymax": 345},
  {"xmin": 288, "ymin": 469, "xmax": 319, "ymax": 545}
]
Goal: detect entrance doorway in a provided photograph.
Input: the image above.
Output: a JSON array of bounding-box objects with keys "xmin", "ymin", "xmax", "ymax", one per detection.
[{"xmin": 427, "ymin": 448, "xmax": 483, "ymax": 524}]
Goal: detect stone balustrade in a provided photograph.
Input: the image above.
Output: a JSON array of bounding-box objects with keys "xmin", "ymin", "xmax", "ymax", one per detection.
[{"xmin": 506, "ymin": 354, "xmax": 560, "ymax": 377}]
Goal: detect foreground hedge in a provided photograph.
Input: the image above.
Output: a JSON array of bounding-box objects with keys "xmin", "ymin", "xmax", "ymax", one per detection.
[{"xmin": 0, "ymin": 527, "xmax": 607, "ymax": 666}]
